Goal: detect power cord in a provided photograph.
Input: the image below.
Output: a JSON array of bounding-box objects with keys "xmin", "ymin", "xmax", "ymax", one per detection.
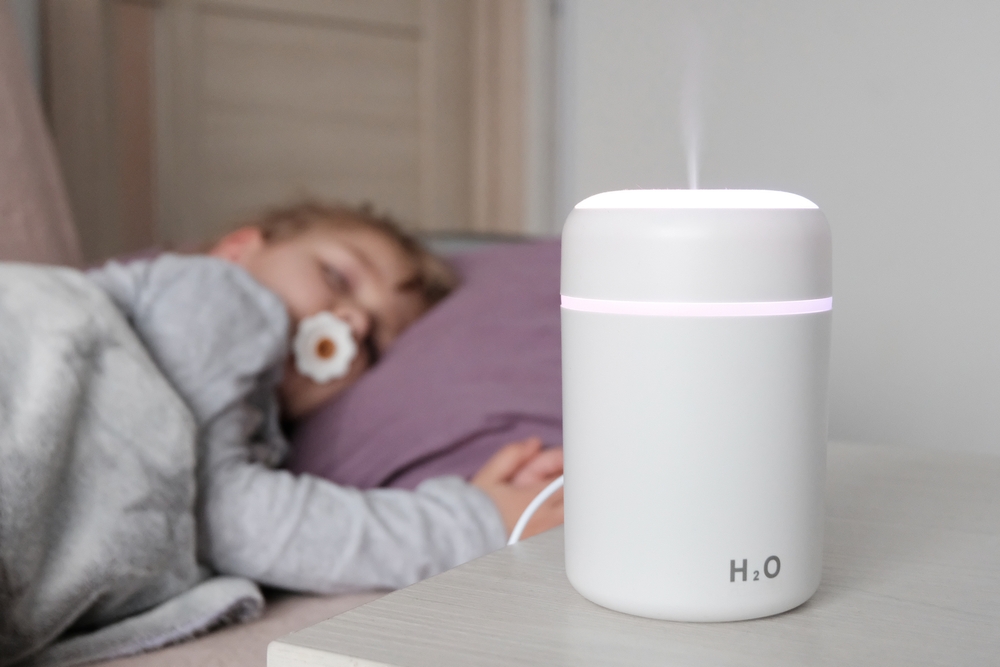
[{"xmin": 507, "ymin": 475, "xmax": 564, "ymax": 546}]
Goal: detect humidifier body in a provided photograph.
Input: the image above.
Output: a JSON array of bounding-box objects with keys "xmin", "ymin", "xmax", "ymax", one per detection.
[{"xmin": 561, "ymin": 190, "xmax": 832, "ymax": 622}]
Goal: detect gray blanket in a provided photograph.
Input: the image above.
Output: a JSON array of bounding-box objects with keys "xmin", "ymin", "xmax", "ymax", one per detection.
[{"xmin": 0, "ymin": 264, "xmax": 262, "ymax": 667}]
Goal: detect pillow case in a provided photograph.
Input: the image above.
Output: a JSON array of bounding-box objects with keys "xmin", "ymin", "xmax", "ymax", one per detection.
[{"xmin": 286, "ymin": 239, "xmax": 562, "ymax": 490}]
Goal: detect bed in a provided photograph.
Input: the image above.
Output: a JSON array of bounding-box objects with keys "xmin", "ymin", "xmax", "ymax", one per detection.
[
  {"xmin": 2, "ymin": 233, "xmax": 561, "ymax": 667},
  {"xmin": 1, "ymin": 9, "xmax": 561, "ymax": 660}
]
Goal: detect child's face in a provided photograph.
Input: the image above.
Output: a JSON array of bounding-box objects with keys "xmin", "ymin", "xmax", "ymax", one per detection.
[{"xmin": 211, "ymin": 224, "xmax": 426, "ymax": 418}]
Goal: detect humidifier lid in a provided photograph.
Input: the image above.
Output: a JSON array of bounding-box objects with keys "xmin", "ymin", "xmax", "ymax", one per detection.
[
  {"xmin": 575, "ymin": 189, "xmax": 819, "ymax": 211},
  {"xmin": 561, "ymin": 189, "xmax": 832, "ymax": 304}
]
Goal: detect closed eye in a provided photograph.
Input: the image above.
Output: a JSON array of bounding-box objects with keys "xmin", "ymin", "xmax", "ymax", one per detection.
[{"xmin": 322, "ymin": 264, "xmax": 350, "ymax": 294}]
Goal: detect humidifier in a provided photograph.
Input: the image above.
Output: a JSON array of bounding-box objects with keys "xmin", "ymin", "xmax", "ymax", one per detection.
[{"xmin": 560, "ymin": 189, "xmax": 832, "ymax": 622}]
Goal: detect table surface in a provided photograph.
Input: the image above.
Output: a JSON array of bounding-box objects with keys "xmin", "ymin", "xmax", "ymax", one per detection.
[{"xmin": 268, "ymin": 442, "xmax": 1000, "ymax": 666}]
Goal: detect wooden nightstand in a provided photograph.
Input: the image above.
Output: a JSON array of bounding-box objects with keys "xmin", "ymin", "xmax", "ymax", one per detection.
[{"xmin": 269, "ymin": 442, "xmax": 1000, "ymax": 665}]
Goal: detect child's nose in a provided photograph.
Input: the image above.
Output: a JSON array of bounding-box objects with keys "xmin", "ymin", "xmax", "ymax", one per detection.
[{"xmin": 331, "ymin": 302, "xmax": 371, "ymax": 341}]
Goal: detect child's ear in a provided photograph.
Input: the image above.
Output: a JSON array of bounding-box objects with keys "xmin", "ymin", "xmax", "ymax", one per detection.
[{"xmin": 210, "ymin": 227, "xmax": 264, "ymax": 263}]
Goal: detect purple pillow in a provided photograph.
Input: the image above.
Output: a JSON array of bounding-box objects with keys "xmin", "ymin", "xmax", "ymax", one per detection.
[{"xmin": 286, "ymin": 239, "xmax": 563, "ymax": 489}]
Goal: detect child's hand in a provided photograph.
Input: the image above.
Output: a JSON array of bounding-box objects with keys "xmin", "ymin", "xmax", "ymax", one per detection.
[
  {"xmin": 507, "ymin": 437, "xmax": 563, "ymax": 487},
  {"xmin": 472, "ymin": 439, "xmax": 564, "ymax": 541}
]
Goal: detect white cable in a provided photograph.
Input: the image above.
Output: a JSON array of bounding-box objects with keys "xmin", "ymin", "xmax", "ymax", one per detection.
[{"xmin": 507, "ymin": 475, "xmax": 564, "ymax": 546}]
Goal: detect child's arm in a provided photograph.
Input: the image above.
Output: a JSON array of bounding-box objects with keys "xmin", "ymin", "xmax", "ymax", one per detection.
[{"xmin": 198, "ymin": 401, "xmax": 508, "ymax": 593}]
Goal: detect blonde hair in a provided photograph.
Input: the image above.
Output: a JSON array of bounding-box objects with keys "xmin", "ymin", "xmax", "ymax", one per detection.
[{"xmin": 249, "ymin": 201, "xmax": 458, "ymax": 309}]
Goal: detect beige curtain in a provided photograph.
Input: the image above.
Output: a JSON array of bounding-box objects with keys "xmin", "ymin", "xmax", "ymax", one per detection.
[{"xmin": 0, "ymin": 3, "xmax": 81, "ymax": 266}]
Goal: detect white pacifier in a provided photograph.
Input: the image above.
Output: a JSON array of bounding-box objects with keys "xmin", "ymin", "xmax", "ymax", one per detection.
[{"xmin": 293, "ymin": 311, "xmax": 358, "ymax": 383}]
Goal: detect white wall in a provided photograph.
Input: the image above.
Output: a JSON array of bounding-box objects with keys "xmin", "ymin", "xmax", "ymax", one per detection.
[{"xmin": 554, "ymin": 0, "xmax": 1000, "ymax": 452}]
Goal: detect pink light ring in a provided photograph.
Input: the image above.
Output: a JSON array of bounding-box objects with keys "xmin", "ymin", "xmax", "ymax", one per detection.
[{"xmin": 561, "ymin": 295, "xmax": 833, "ymax": 317}]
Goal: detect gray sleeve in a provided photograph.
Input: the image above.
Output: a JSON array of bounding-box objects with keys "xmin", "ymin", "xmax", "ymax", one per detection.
[{"xmin": 199, "ymin": 403, "xmax": 508, "ymax": 594}]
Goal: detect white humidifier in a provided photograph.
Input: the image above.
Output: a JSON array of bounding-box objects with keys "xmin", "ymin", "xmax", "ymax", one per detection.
[{"xmin": 561, "ymin": 189, "xmax": 832, "ymax": 622}]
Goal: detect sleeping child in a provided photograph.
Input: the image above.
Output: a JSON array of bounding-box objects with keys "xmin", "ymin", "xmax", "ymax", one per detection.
[
  {"xmin": 0, "ymin": 202, "xmax": 562, "ymax": 665},
  {"xmin": 96, "ymin": 201, "xmax": 565, "ymax": 587}
]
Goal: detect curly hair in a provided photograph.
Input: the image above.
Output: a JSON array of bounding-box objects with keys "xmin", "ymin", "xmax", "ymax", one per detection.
[{"xmin": 249, "ymin": 201, "xmax": 458, "ymax": 309}]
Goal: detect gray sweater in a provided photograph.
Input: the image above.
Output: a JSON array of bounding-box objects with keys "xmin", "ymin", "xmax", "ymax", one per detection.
[{"xmin": 87, "ymin": 254, "xmax": 506, "ymax": 594}]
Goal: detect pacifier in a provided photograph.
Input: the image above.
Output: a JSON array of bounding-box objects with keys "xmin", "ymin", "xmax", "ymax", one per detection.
[{"xmin": 293, "ymin": 311, "xmax": 358, "ymax": 383}]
